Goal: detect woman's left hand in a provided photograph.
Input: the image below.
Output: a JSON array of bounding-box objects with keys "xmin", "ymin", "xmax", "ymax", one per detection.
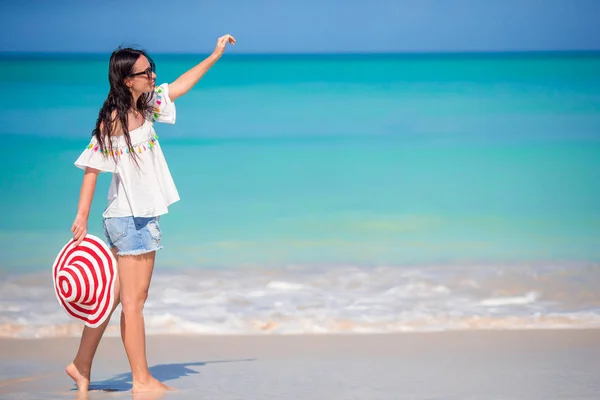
[
  {"xmin": 169, "ymin": 34, "xmax": 237, "ymax": 101},
  {"xmin": 213, "ymin": 34, "xmax": 236, "ymax": 57}
]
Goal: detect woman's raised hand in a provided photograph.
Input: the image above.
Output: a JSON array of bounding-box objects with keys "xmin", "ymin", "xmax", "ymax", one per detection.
[{"xmin": 213, "ymin": 34, "xmax": 236, "ymax": 57}]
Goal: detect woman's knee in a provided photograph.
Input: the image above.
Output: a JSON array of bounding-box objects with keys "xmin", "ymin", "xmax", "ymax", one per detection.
[
  {"xmin": 120, "ymin": 290, "xmax": 148, "ymax": 314},
  {"xmin": 116, "ymin": 252, "xmax": 155, "ymax": 315}
]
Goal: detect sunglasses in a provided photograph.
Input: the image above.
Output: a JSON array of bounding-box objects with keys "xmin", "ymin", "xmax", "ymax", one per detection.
[{"xmin": 129, "ymin": 62, "xmax": 155, "ymax": 79}]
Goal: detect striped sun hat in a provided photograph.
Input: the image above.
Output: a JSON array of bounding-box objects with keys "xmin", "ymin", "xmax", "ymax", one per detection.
[{"xmin": 52, "ymin": 234, "xmax": 117, "ymax": 328}]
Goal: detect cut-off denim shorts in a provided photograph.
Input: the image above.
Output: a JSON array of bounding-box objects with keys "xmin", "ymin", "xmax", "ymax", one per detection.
[{"xmin": 102, "ymin": 216, "xmax": 163, "ymax": 256}]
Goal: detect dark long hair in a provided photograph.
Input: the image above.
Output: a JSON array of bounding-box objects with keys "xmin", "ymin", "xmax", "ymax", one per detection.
[{"xmin": 92, "ymin": 47, "xmax": 155, "ymax": 161}]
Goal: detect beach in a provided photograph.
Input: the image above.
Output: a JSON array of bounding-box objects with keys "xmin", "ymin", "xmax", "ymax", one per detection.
[
  {"xmin": 2, "ymin": 0, "xmax": 600, "ymax": 397},
  {"xmin": 1, "ymin": 53, "xmax": 600, "ymax": 399},
  {"xmin": 1, "ymin": 329, "xmax": 599, "ymax": 399}
]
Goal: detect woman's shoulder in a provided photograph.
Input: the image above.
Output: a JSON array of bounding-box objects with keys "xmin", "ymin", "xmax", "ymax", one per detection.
[
  {"xmin": 98, "ymin": 110, "xmax": 125, "ymax": 137},
  {"xmin": 149, "ymin": 84, "xmax": 176, "ymax": 125}
]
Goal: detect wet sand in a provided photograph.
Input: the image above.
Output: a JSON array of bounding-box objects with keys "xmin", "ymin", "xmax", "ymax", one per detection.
[{"xmin": 1, "ymin": 330, "xmax": 600, "ymax": 399}]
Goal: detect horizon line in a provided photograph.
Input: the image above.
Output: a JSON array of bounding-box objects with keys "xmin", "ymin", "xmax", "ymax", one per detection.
[{"xmin": 1, "ymin": 49, "xmax": 599, "ymax": 58}]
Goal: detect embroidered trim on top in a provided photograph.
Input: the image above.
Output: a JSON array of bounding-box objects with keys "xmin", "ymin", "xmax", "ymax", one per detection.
[
  {"xmin": 86, "ymin": 133, "xmax": 159, "ymax": 156},
  {"xmin": 151, "ymin": 86, "xmax": 164, "ymax": 123}
]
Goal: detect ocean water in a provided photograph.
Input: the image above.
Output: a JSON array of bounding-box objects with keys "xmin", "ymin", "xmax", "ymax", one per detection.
[{"xmin": 1, "ymin": 53, "xmax": 599, "ymax": 337}]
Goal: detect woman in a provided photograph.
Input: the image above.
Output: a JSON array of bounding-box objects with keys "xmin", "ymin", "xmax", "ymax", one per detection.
[{"xmin": 67, "ymin": 34, "xmax": 236, "ymax": 394}]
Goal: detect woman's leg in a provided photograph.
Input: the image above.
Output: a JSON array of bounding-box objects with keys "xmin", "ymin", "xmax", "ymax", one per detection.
[
  {"xmin": 67, "ymin": 248, "xmax": 121, "ymax": 392},
  {"xmin": 118, "ymin": 251, "xmax": 171, "ymax": 393}
]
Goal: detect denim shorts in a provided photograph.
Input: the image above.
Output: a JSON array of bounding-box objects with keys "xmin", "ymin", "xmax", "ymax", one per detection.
[{"xmin": 102, "ymin": 216, "xmax": 163, "ymax": 256}]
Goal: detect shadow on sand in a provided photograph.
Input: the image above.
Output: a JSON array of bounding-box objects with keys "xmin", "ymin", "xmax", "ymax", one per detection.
[{"xmin": 82, "ymin": 358, "xmax": 256, "ymax": 392}]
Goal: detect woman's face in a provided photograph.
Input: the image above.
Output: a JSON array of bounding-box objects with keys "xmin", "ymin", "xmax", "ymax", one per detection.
[{"xmin": 126, "ymin": 55, "xmax": 156, "ymax": 94}]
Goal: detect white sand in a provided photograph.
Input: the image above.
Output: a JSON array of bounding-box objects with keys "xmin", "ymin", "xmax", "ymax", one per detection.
[{"xmin": 1, "ymin": 330, "xmax": 600, "ymax": 399}]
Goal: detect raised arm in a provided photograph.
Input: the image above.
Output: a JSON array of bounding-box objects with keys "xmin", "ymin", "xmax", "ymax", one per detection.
[{"xmin": 168, "ymin": 34, "xmax": 236, "ymax": 101}]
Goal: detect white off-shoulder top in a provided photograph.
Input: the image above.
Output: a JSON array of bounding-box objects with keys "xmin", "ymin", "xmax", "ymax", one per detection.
[{"xmin": 74, "ymin": 83, "xmax": 180, "ymax": 218}]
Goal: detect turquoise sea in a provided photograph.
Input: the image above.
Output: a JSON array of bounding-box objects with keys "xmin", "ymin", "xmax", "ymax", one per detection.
[{"xmin": 1, "ymin": 53, "xmax": 599, "ymax": 336}]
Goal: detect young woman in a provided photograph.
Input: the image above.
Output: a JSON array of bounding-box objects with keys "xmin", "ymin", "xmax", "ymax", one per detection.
[{"xmin": 67, "ymin": 34, "xmax": 236, "ymax": 394}]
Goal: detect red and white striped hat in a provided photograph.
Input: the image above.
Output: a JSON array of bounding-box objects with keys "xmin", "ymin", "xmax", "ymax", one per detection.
[{"xmin": 52, "ymin": 234, "xmax": 117, "ymax": 328}]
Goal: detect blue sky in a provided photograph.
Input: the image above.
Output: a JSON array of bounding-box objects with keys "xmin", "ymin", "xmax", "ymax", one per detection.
[{"xmin": 2, "ymin": 0, "xmax": 599, "ymax": 54}]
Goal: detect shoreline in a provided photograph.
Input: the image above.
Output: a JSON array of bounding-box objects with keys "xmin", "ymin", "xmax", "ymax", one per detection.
[
  {"xmin": 3, "ymin": 325, "xmax": 600, "ymax": 338},
  {"xmin": 3, "ymin": 262, "xmax": 600, "ymax": 339}
]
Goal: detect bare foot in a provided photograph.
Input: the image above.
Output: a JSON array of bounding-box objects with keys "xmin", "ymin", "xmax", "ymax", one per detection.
[
  {"xmin": 65, "ymin": 362, "xmax": 90, "ymax": 393},
  {"xmin": 132, "ymin": 377, "xmax": 174, "ymax": 394}
]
